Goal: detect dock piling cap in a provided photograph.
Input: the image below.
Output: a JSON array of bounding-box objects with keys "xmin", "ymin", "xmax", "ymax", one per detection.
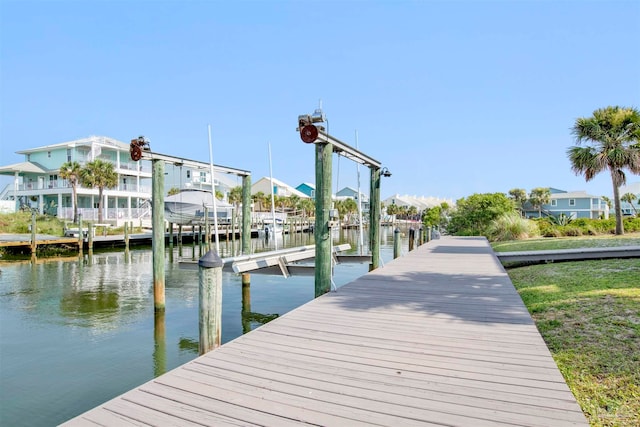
[{"xmin": 199, "ymin": 250, "xmax": 223, "ymax": 268}]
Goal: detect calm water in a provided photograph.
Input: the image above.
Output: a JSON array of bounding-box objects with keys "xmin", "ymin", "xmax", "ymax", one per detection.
[{"xmin": 0, "ymin": 226, "xmax": 409, "ymax": 426}]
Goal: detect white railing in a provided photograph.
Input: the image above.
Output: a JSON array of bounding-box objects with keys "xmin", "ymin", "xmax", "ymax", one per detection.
[{"xmin": 58, "ymin": 207, "xmax": 153, "ymax": 222}]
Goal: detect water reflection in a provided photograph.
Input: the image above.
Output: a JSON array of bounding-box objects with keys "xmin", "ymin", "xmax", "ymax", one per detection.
[
  {"xmin": 153, "ymin": 311, "xmax": 166, "ymax": 377},
  {"xmin": 0, "ymin": 226, "xmax": 411, "ymax": 427}
]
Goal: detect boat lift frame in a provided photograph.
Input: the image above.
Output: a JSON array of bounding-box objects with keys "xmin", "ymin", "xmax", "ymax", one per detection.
[
  {"xmin": 129, "ymin": 136, "xmax": 253, "ymax": 312},
  {"xmin": 297, "ymin": 113, "xmax": 387, "ymax": 298}
]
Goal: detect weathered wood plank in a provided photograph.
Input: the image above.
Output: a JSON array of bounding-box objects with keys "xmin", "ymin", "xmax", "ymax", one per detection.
[{"xmin": 61, "ymin": 236, "xmax": 588, "ymax": 426}]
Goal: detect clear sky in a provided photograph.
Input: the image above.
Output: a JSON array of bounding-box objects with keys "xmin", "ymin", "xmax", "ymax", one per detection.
[{"xmin": 1, "ymin": 0, "xmax": 639, "ymax": 202}]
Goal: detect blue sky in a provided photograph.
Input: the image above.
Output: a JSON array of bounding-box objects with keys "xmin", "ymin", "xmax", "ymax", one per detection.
[{"xmin": 1, "ymin": 0, "xmax": 639, "ymax": 201}]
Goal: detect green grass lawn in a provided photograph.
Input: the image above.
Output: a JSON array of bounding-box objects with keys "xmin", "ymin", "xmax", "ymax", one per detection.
[
  {"xmin": 506, "ymin": 255, "xmax": 639, "ymax": 427},
  {"xmin": 491, "ymin": 233, "xmax": 640, "ymax": 252}
]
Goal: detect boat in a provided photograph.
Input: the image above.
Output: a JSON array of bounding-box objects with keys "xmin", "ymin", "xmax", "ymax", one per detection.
[
  {"xmin": 259, "ymin": 218, "xmax": 284, "ymax": 238},
  {"xmin": 164, "ymin": 189, "xmax": 233, "ymax": 225}
]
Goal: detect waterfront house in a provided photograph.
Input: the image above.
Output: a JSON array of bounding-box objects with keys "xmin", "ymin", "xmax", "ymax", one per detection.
[
  {"xmin": 295, "ymin": 182, "xmax": 315, "ymax": 198},
  {"xmin": 251, "ymin": 177, "xmax": 309, "ymax": 199},
  {"xmin": 618, "ymin": 182, "xmax": 640, "ymax": 216},
  {"xmin": 0, "ymin": 136, "xmax": 152, "ymax": 224},
  {"xmin": 0, "ymin": 135, "xmax": 242, "ymax": 224},
  {"xmin": 336, "ymin": 186, "xmax": 370, "ymax": 213},
  {"xmin": 522, "ymin": 188, "xmax": 609, "ymax": 220}
]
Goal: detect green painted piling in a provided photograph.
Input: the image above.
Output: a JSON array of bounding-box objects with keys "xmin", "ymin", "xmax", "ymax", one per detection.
[
  {"xmin": 87, "ymin": 222, "xmax": 93, "ymax": 253},
  {"xmin": 30, "ymin": 211, "xmax": 37, "ymax": 260},
  {"xmin": 242, "ymin": 175, "xmax": 251, "ymax": 255},
  {"xmin": 314, "ymin": 142, "xmax": 333, "ymax": 298},
  {"xmin": 199, "ymin": 250, "xmax": 223, "ymax": 354},
  {"xmin": 369, "ymin": 168, "xmax": 381, "ymax": 270},
  {"xmin": 78, "ymin": 214, "xmax": 83, "ymax": 257},
  {"xmin": 152, "ymin": 159, "xmax": 166, "ymax": 311}
]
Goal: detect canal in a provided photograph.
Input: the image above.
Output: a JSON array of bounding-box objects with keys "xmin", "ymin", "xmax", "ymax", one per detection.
[{"xmin": 0, "ymin": 226, "xmax": 413, "ymax": 426}]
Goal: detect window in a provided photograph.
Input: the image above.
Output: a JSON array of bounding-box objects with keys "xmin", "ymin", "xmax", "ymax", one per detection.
[
  {"xmin": 67, "ymin": 148, "xmax": 72, "ymax": 162},
  {"xmin": 200, "ymin": 171, "xmax": 207, "ymax": 182},
  {"xmin": 186, "ymin": 170, "xmax": 191, "ymax": 179},
  {"xmin": 551, "ymin": 200, "xmax": 557, "ymax": 206},
  {"xmin": 569, "ymin": 199, "xmax": 576, "ymax": 206},
  {"xmin": 48, "ymin": 151, "xmax": 51, "ymax": 158},
  {"xmin": 27, "ymin": 154, "xmax": 31, "ymax": 161}
]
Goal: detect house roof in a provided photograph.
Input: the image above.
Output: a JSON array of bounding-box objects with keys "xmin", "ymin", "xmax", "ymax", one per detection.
[
  {"xmin": 383, "ymin": 194, "xmax": 454, "ymax": 209},
  {"xmin": 550, "ymin": 191, "xmax": 599, "ymax": 199},
  {"xmin": 16, "ymin": 135, "xmax": 129, "ymax": 154},
  {"xmin": 0, "ymin": 161, "xmax": 51, "ymax": 176},
  {"xmin": 253, "ymin": 177, "xmax": 309, "ymax": 198}
]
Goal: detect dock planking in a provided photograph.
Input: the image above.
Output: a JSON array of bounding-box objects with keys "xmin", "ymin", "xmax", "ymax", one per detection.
[{"xmin": 62, "ymin": 236, "xmax": 588, "ymax": 426}]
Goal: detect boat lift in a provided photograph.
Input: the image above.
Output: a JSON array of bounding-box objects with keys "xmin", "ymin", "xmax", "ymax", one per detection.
[
  {"xmin": 129, "ymin": 136, "xmax": 252, "ymax": 312},
  {"xmin": 297, "ymin": 110, "xmax": 390, "ymax": 297}
]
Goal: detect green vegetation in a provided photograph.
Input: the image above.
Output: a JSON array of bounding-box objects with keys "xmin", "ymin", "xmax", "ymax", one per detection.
[
  {"xmin": 446, "ymin": 192, "xmax": 514, "ymax": 236},
  {"xmin": 486, "ymin": 211, "xmax": 539, "ymax": 241},
  {"xmin": 80, "ymin": 159, "xmax": 118, "ymax": 223},
  {"xmin": 568, "ymin": 106, "xmax": 640, "ymax": 235},
  {"xmin": 0, "ymin": 211, "xmax": 66, "ymax": 235},
  {"xmin": 508, "ymin": 258, "xmax": 640, "ymax": 427},
  {"xmin": 492, "ymin": 233, "xmax": 640, "ymax": 252}
]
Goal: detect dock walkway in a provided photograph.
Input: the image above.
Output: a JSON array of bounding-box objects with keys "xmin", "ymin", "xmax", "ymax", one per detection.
[{"xmin": 63, "ymin": 236, "xmax": 587, "ymax": 426}]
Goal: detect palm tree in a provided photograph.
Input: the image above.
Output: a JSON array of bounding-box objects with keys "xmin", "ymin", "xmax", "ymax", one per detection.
[
  {"xmin": 508, "ymin": 188, "xmax": 527, "ymax": 215},
  {"xmin": 299, "ymin": 198, "xmax": 315, "ymax": 219},
  {"xmin": 568, "ymin": 106, "xmax": 640, "ymax": 234},
  {"xmin": 80, "ymin": 159, "xmax": 118, "ymax": 223},
  {"xmin": 228, "ymin": 186, "xmax": 243, "ymax": 227},
  {"xmin": 621, "ymin": 192, "xmax": 638, "ymax": 216},
  {"xmin": 59, "ymin": 161, "xmax": 82, "ymax": 223},
  {"xmin": 529, "ymin": 187, "xmax": 551, "ymax": 218},
  {"xmin": 252, "ymin": 191, "xmax": 266, "ymax": 212}
]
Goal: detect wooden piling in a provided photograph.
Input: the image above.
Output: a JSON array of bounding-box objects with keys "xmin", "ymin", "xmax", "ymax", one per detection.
[
  {"xmin": 393, "ymin": 227, "xmax": 401, "ymax": 259},
  {"xmin": 242, "ymin": 175, "xmax": 251, "ymax": 255},
  {"xmin": 87, "ymin": 222, "xmax": 93, "ymax": 253},
  {"xmin": 192, "ymin": 225, "xmax": 196, "ymax": 261},
  {"xmin": 169, "ymin": 222, "xmax": 174, "ymax": 250},
  {"xmin": 369, "ymin": 168, "xmax": 381, "ymax": 270},
  {"xmin": 30, "ymin": 211, "xmax": 37, "ymax": 260},
  {"xmin": 408, "ymin": 227, "xmax": 415, "ymax": 251},
  {"xmin": 178, "ymin": 224, "xmax": 183, "ymax": 257},
  {"xmin": 152, "ymin": 159, "xmax": 166, "ymax": 312},
  {"xmin": 314, "ymin": 141, "xmax": 333, "ymax": 297},
  {"xmin": 78, "ymin": 214, "xmax": 83, "ymax": 257},
  {"xmin": 124, "ymin": 222, "xmax": 130, "ymax": 251},
  {"xmin": 199, "ymin": 250, "xmax": 223, "ymax": 355},
  {"xmin": 241, "ymin": 273, "xmax": 251, "ymax": 334}
]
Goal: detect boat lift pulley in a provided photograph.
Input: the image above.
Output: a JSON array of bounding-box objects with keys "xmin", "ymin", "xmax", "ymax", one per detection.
[{"xmin": 130, "ymin": 136, "xmax": 151, "ymax": 161}]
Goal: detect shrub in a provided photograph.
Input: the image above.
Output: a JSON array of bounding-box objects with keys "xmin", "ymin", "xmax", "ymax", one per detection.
[
  {"xmin": 624, "ymin": 217, "xmax": 640, "ymax": 232},
  {"xmin": 558, "ymin": 225, "xmax": 583, "ymax": 237},
  {"xmin": 487, "ymin": 212, "xmax": 539, "ymax": 241}
]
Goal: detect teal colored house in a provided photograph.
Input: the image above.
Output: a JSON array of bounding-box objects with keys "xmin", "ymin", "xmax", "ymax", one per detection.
[
  {"xmin": 295, "ymin": 182, "xmax": 315, "ymax": 198},
  {"xmin": 0, "ymin": 136, "xmax": 152, "ymax": 223},
  {"xmin": 523, "ymin": 188, "xmax": 609, "ymax": 220}
]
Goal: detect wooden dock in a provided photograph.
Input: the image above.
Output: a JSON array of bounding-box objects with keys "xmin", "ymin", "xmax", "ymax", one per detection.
[{"xmin": 62, "ymin": 236, "xmax": 588, "ymax": 426}]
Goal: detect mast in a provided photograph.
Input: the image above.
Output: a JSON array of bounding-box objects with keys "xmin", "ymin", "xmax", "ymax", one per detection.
[
  {"xmin": 208, "ymin": 124, "xmax": 220, "ymax": 254},
  {"xmin": 355, "ymin": 130, "xmax": 364, "ymax": 255},
  {"xmin": 268, "ymin": 142, "xmax": 278, "ymax": 250}
]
